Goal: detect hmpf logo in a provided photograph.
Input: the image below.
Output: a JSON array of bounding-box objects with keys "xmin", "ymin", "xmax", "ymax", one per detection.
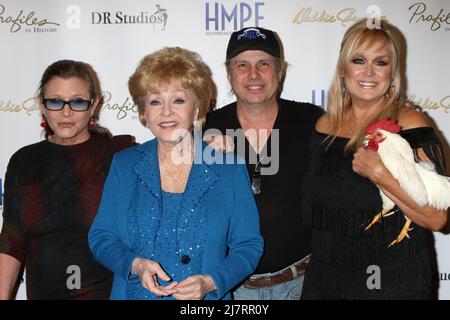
[
  {"xmin": 312, "ymin": 89, "xmax": 327, "ymax": 110},
  {"xmin": 205, "ymin": 1, "xmax": 264, "ymax": 35}
]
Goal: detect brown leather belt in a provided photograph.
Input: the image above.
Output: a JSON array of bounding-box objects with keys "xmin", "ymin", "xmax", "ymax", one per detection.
[{"xmin": 244, "ymin": 260, "xmax": 310, "ymax": 289}]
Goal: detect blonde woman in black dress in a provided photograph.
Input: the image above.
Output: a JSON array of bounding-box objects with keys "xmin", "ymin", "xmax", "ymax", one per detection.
[{"xmin": 301, "ymin": 19, "xmax": 447, "ymax": 299}]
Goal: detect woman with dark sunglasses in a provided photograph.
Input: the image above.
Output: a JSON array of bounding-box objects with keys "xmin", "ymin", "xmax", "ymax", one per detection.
[{"xmin": 0, "ymin": 60, "xmax": 135, "ymax": 299}]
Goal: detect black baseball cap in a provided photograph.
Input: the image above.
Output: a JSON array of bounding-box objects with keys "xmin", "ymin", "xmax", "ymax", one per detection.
[{"xmin": 226, "ymin": 27, "xmax": 281, "ymax": 60}]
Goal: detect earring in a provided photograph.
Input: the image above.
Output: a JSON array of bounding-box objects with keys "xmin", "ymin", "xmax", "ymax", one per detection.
[
  {"xmin": 340, "ymin": 75, "xmax": 346, "ymax": 94},
  {"xmin": 385, "ymin": 78, "xmax": 395, "ymax": 99},
  {"xmin": 193, "ymin": 117, "xmax": 202, "ymax": 131},
  {"xmin": 192, "ymin": 110, "xmax": 200, "ymax": 131},
  {"xmin": 390, "ymin": 78, "xmax": 395, "ymax": 89},
  {"xmin": 88, "ymin": 117, "xmax": 96, "ymax": 128},
  {"xmin": 40, "ymin": 116, "xmax": 47, "ymax": 128}
]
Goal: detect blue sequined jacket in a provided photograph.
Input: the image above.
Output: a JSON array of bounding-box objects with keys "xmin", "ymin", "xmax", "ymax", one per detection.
[{"xmin": 88, "ymin": 138, "xmax": 263, "ymax": 300}]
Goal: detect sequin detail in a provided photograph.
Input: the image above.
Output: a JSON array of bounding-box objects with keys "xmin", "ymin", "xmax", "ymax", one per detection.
[{"xmin": 125, "ymin": 142, "xmax": 216, "ymax": 300}]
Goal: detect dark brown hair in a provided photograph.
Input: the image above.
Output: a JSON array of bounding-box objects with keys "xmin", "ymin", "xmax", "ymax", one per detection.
[{"xmin": 38, "ymin": 59, "xmax": 110, "ymax": 138}]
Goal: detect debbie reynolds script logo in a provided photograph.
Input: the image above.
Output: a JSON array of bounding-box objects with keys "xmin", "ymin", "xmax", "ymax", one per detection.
[
  {"xmin": 408, "ymin": 94, "xmax": 450, "ymax": 113},
  {"xmin": 409, "ymin": 2, "xmax": 450, "ymax": 31},
  {"xmin": 0, "ymin": 3, "xmax": 59, "ymax": 33},
  {"xmin": 0, "ymin": 93, "xmax": 139, "ymax": 120},
  {"xmin": 0, "ymin": 97, "xmax": 38, "ymax": 115},
  {"xmin": 292, "ymin": 6, "xmax": 388, "ymax": 27}
]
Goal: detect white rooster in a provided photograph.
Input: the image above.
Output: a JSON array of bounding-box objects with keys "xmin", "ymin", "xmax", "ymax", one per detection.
[{"xmin": 362, "ymin": 118, "xmax": 450, "ymax": 247}]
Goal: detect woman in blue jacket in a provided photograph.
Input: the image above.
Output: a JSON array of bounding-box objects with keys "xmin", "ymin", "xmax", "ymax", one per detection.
[{"xmin": 88, "ymin": 47, "xmax": 263, "ymax": 300}]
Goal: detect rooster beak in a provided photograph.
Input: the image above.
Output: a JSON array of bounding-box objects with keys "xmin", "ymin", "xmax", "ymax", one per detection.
[{"xmin": 363, "ymin": 134, "xmax": 372, "ymax": 148}]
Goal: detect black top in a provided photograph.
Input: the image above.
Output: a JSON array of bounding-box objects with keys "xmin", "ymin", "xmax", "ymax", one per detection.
[
  {"xmin": 204, "ymin": 98, "xmax": 324, "ymax": 273},
  {"xmin": 0, "ymin": 133, "xmax": 135, "ymax": 299},
  {"xmin": 301, "ymin": 127, "xmax": 444, "ymax": 299}
]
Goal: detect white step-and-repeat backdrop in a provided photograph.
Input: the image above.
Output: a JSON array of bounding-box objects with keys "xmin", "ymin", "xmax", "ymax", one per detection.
[{"xmin": 1, "ymin": 0, "xmax": 449, "ymax": 299}]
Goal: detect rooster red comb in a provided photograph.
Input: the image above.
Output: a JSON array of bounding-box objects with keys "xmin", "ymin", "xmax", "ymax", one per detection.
[{"xmin": 365, "ymin": 117, "xmax": 401, "ymax": 134}]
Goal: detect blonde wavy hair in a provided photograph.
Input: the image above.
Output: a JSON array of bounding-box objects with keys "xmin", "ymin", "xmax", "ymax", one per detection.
[
  {"xmin": 326, "ymin": 19, "xmax": 407, "ymax": 151},
  {"xmin": 128, "ymin": 47, "xmax": 217, "ymax": 128}
]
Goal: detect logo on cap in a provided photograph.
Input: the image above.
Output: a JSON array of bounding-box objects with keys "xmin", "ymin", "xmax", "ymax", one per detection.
[{"xmin": 237, "ymin": 28, "xmax": 267, "ymax": 40}]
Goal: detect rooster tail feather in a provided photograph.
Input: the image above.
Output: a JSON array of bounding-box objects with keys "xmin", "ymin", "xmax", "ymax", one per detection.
[
  {"xmin": 418, "ymin": 160, "xmax": 437, "ymax": 172},
  {"xmin": 416, "ymin": 163, "xmax": 450, "ymax": 210},
  {"xmin": 395, "ymin": 162, "xmax": 429, "ymax": 207}
]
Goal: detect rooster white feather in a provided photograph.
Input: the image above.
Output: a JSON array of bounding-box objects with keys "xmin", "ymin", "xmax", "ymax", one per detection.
[{"xmin": 363, "ymin": 118, "xmax": 450, "ymax": 246}]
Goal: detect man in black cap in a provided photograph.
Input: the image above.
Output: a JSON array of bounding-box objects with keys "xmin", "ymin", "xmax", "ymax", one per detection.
[{"xmin": 203, "ymin": 27, "xmax": 323, "ymax": 300}]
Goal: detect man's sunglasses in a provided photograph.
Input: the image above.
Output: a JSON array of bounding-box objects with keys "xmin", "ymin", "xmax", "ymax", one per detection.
[
  {"xmin": 251, "ymin": 156, "xmax": 267, "ymax": 195},
  {"xmin": 42, "ymin": 98, "xmax": 93, "ymax": 112}
]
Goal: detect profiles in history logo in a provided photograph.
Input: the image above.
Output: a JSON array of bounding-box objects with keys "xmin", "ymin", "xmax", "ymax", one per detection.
[
  {"xmin": 408, "ymin": 2, "xmax": 450, "ymax": 32},
  {"xmin": 0, "ymin": 3, "xmax": 59, "ymax": 33}
]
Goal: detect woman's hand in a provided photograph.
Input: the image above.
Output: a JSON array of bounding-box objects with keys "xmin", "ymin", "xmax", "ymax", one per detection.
[
  {"xmin": 352, "ymin": 147, "xmax": 389, "ymax": 184},
  {"xmin": 131, "ymin": 257, "xmax": 178, "ymax": 297},
  {"xmin": 172, "ymin": 274, "xmax": 216, "ymax": 300},
  {"xmin": 203, "ymin": 134, "xmax": 234, "ymax": 152},
  {"xmin": 353, "ymin": 147, "xmax": 448, "ymax": 231},
  {"xmin": 0, "ymin": 253, "xmax": 22, "ymax": 300}
]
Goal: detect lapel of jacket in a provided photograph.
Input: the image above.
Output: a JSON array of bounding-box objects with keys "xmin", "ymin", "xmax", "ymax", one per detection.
[
  {"xmin": 132, "ymin": 139, "xmax": 220, "ymax": 208},
  {"xmin": 181, "ymin": 141, "xmax": 219, "ymax": 214},
  {"xmin": 132, "ymin": 138, "xmax": 221, "ymax": 257},
  {"xmin": 133, "ymin": 139, "xmax": 162, "ymax": 202}
]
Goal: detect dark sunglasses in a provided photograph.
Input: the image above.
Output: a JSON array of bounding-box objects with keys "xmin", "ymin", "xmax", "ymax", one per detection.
[
  {"xmin": 42, "ymin": 98, "xmax": 93, "ymax": 112},
  {"xmin": 251, "ymin": 156, "xmax": 267, "ymax": 195}
]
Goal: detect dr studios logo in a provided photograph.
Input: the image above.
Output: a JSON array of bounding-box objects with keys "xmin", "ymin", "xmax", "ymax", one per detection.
[{"xmin": 91, "ymin": 4, "xmax": 168, "ymax": 30}]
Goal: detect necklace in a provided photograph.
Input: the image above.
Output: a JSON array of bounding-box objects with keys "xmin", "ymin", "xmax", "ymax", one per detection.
[
  {"xmin": 347, "ymin": 111, "xmax": 365, "ymax": 135},
  {"xmin": 348, "ymin": 124, "xmax": 356, "ymax": 135},
  {"xmin": 158, "ymin": 146, "xmax": 194, "ymax": 193},
  {"xmin": 159, "ymin": 159, "xmax": 186, "ymax": 182}
]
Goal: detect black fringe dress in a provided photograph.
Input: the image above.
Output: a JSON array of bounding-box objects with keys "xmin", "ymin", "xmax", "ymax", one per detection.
[{"xmin": 301, "ymin": 127, "xmax": 445, "ymax": 299}]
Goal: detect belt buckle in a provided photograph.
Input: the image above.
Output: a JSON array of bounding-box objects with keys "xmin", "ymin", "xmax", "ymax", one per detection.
[
  {"xmin": 243, "ymin": 275, "xmax": 272, "ymax": 289},
  {"xmin": 243, "ymin": 279, "xmax": 260, "ymax": 289},
  {"xmin": 263, "ymin": 277, "xmax": 272, "ymax": 287},
  {"xmin": 243, "ymin": 260, "xmax": 310, "ymax": 289},
  {"xmin": 295, "ymin": 258, "xmax": 310, "ymax": 276}
]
